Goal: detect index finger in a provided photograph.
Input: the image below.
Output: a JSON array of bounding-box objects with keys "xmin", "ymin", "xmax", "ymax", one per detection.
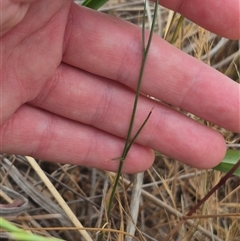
[{"xmin": 63, "ymin": 4, "xmax": 240, "ymax": 133}]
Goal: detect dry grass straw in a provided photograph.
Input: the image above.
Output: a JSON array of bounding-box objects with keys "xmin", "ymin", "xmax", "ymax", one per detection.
[
  {"xmin": 26, "ymin": 156, "xmax": 92, "ymax": 241},
  {"xmin": 0, "ymin": 1, "xmax": 239, "ymax": 241}
]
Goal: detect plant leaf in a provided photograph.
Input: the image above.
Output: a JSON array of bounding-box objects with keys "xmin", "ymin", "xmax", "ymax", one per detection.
[
  {"xmin": 0, "ymin": 217, "xmax": 64, "ymax": 241},
  {"xmin": 82, "ymin": 0, "xmax": 109, "ymax": 10},
  {"xmin": 213, "ymin": 149, "xmax": 240, "ymax": 176}
]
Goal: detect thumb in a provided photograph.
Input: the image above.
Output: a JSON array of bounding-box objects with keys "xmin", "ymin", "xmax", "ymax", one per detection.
[{"xmin": 0, "ymin": 0, "xmax": 36, "ymax": 36}]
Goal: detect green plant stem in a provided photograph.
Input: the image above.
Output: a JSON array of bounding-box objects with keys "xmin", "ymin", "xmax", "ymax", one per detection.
[
  {"xmin": 97, "ymin": 1, "xmax": 159, "ymax": 240},
  {"xmin": 107, "ymin": 0, "xmax": 159, "ymax": 215}
]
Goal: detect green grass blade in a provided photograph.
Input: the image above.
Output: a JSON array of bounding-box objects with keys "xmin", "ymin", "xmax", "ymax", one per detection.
[
  {"xmin": 0, "ymin": 217, "xmax": 64, "ymax": 241},
  {"xmin": 169, "ymin": 15, "xmax": 184, "ymax": 44},
  {"xmin": 97, "ymin": 1, "xmax": 159, "ymax": 240},
  {"xmin": 213, "ymin": 150, "xmax": 240, "ymax": 176},
  {"xmin": 164, "ymin": 12, "xmax": 184, "ymax": 44},
  {"xmin": 106, "ymin": 109, "xmax": 152, "ymax": 218},
  {"xmin": 121, "ymin": 0, "xmax": 159, "ymax": 160},
  {"xmin": 0, "ymin": 217, "xmax": 24, "ymax": 233},
  {"xmin": 82, "ymin": 0, "xmax": 109, "ymax": 10},
  {"xmin": 125, "ymin": 109, "xmax": 153, "ymax": 155},
  {"xmin": 107, "ymin": 0, "xmax": 159, "ymax": 214}
]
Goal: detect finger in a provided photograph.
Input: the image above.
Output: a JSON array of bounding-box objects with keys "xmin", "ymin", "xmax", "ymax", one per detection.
[
  {"xmin": 63, "ymin": 5, "xmax": 240, "ymax": 133},
  {"xmin": 31, "ymin": 64, "xmax": 226, "ymax": 169},
  {"xmin": 0, "ymin": 105, "xmax": 154, "ymax": 173},
  {"xmin": 158, "ymin": 0, "xmax": 239, "ymax": 39}
]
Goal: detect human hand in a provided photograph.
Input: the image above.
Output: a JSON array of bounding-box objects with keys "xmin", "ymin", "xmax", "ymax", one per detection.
[
  {"xmin": 0, "ymin": 0, "xmax": 36, "ymax": 37},
  {"xmin": 1, "ymin": 0, "xmax": 239, "ymax": 173}
]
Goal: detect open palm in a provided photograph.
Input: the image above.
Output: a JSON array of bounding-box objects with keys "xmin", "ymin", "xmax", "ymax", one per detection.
[{"xmin": 1, "ymin": 0, "xmax": 239, "ymax": 172}]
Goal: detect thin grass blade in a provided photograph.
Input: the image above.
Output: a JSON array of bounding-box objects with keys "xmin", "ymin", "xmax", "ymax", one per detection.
[
  {"xmin": 97, "ymin": 1, "xmax": 159, "ymax": 240},
  {"xmin": 107, "ymin": 0, "xmax": 159, "ymax": 215},
  {"xmin": 169, "ymin": 15, "xmax": 184, "ymax": 44}
]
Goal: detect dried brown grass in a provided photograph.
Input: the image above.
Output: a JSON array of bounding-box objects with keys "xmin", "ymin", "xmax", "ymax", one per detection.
[{"xmin": 0, "ymin": 1, "xmax": 239, "ymax": 241}]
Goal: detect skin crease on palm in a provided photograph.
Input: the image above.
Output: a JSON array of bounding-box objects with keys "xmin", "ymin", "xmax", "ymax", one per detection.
[{"xmin": 0, "ymin": 0, "xmax": 239, "ymax": 173}]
